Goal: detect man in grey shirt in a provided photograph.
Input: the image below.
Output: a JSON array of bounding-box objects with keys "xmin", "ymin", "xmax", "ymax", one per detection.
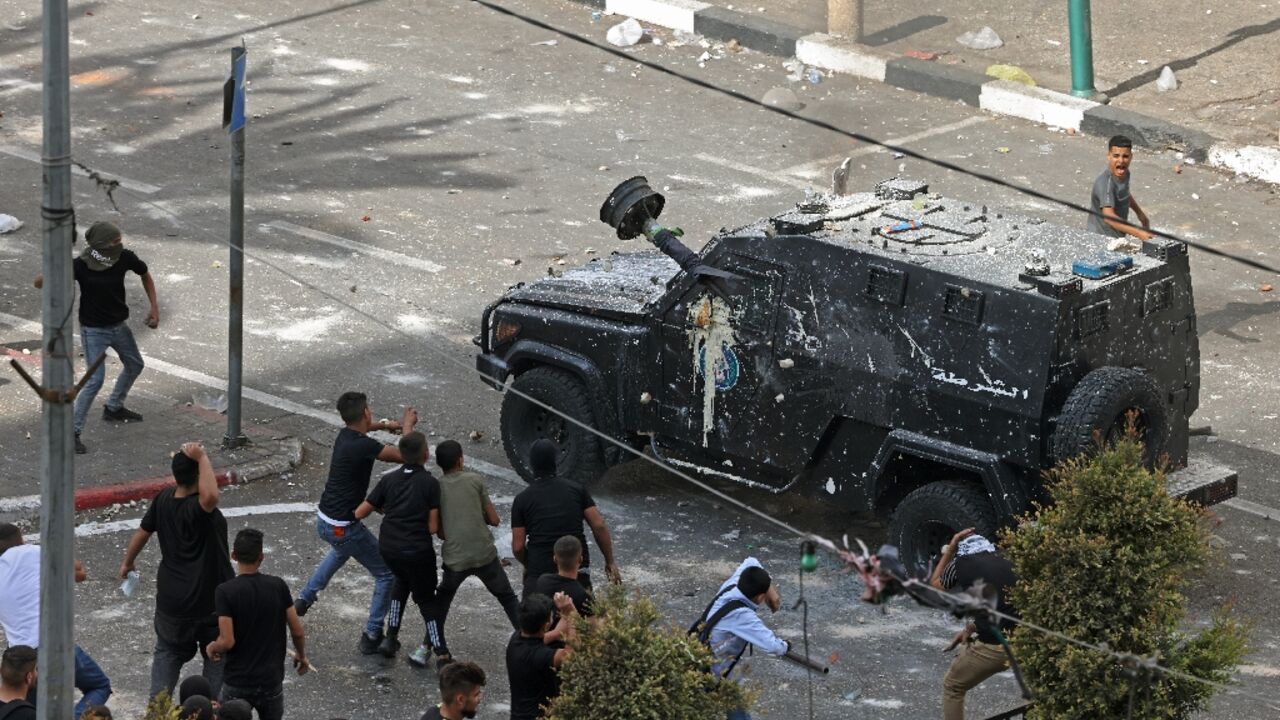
[{"xmin": 1087, "ymin": 135, "xmax": 1153, "ymax": 242}]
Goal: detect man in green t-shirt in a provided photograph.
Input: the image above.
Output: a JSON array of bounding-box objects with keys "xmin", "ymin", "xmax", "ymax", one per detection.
[{"xmin": 425, "ymin": 440, "xmax": 520, "ymax": 670}]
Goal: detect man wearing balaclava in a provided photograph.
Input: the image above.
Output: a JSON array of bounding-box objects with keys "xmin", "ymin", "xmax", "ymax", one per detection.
[
  {"xmin": 509, "ymin": 439, "xmax": 621, "ymax": 599},
  {"xmin": 36, "ymin": 221, "xmax": 159, "ymax": 453}
]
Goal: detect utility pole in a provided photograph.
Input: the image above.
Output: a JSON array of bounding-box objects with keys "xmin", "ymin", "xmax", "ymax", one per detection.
[
  {"xmin": 223, "ymin": 45, "xmax": 248, "ymax": 449},
  {"xmin": 828, "ymin": 0, "xmax": 864, "ymax": 41},
  {"xmin": 39, "ymin": 0, "xmax": 77, "ymax": 716},
  {"xmin": 1068, "ymin": 0, "xmax": 1097, "ymax": 98}
]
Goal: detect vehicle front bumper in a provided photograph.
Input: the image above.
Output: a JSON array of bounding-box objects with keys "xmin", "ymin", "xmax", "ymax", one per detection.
[
  {"xmin": 476, "ymin": 353, "xmax": 510, "ymax": 391},
  {"xmin": 1167, "ymin": 458, "xmax": 1238, "ymax": 507}
]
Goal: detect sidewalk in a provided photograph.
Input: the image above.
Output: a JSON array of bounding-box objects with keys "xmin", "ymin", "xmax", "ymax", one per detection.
[
  {"xmin": 0, "ymin": 337, "xmax": 304, "ymax": 523},
  {"xmin": 570, "ymin": 0, "xmax": 1280, "ymax": 184}
]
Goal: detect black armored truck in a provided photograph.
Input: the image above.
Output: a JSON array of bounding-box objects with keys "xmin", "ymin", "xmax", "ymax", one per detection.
[{"xmin": 475, "ymin": 176, "xmax": 1237, "ymax": 567}]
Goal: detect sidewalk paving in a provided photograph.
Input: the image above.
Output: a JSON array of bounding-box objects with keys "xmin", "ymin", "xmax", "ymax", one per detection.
[
  {"xmin": 571, "ymin": 0, "xmax": 1280, "ymax": 183},
  {"xmin": 0, "ymin": 337, "xmax": 304, "ymax": 524}
]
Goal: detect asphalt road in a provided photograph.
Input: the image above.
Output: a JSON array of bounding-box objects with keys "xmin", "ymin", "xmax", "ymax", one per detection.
[{"xmin": 2, "ymin": 0, "xmax": 1280, "ymax": 718}]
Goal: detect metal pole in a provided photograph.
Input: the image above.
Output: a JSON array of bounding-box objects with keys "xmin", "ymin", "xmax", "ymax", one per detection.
[
  {"xmin": 39, "ymin": 0, "xmax": 77, "ymax": 717},
  {"xmin": 1068, "ymin": 0, "xmax": 1097, "ymax": 98},
  {"xmin": 827, "ymin": 0, "xmax": 864, "ymax": 41},
  {"xmin": 225, "ymin": 46, "xmax": 247, "ymax": 449}
]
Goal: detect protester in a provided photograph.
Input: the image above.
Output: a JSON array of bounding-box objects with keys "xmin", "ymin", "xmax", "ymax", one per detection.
[
  {"xmin": 296, "ymin": 391, "xmax": 416, "ymax": 654},
  {"xmin": 929, "ymin": 529, "xmax": 1018, "ymax": 720},
  {"xmin": 693, "ymin": 557, "xmax": 789, "ymax": 720},
  {"xmin": 353, "ymin": 431, "xmax": 442, "ymax": 659},
  {"xmin": 178, "ymin": 695, "xmax": 213, "ymax": 720},
  {"xmin": 0, "ymin": 646, "xmax": 37, "ymax": 720},
  {"xmin": 1087, "ymin": 134, "xmax": 1153, "ymax": 244},
  {"xmin": 506, "ymin": 593, "xmax": 576, "ymax": 720},
  {"xmin": 119, "ymin": 443, "xmax": 232, "ymax": 700},
  {"xmin": 419, "ymin": 661, "xmax": 487, "ymax": 720},
  {"xmin": 177, "ymin": 676, "xmax": 212, "ymax": 705},
  {"xmin": 0, "ymin": 524, "xmax": 112, "ymax": 719},
  {"xmin": 430, "ymin": 440, "xmax": 520, "ymax": 670},
  {"xmin": 532, "ymin": 536, "xmax": 593, "ymax": 617},
  {"xmin": 208, "ymin": 529, "xmax": 310, "ymax": 720},
  {"xmin": 216, "ymin": 699, "xmax": 253, "ymax": 720},
  {"xmin": 511, "ymin": 439, "xmax": 620, "ymax": 598},
  {"xmin": 34, "ymin": 221, "xmax": 159, "ymax": 454}
]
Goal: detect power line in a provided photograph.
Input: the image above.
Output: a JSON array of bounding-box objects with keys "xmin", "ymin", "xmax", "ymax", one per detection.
[
  {"xmin": 76, "ymin": 170, "xmax": 1275, "ymax": 714},
  {"xmin": 463, "ymin": 0, "xmax": 1280, "ymax": 276}
]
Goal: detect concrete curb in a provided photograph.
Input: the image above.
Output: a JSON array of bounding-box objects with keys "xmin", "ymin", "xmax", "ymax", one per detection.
[
  {"xmin": 1, "ymin": 437, "xmax": 304, "ymax": 517},
  {"xmin": 578, "ymin": 1, "xmax": 1279, "ymax": 185}
]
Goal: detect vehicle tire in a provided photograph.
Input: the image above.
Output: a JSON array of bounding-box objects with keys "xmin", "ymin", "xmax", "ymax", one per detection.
[
  {"xmin": 1051, "ymin": 366, "xmax": 1169, "ymax": 468},
  {"xmin": 889, "ymin": 481, "xmax": 998, "ymax": 575},
  {"xmin": 501, "ymin": 366, "xmax": 607, "ymax": 486}
]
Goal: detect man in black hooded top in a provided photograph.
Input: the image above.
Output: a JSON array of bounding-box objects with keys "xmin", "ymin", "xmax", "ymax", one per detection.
[{"xmin": 510, "ymin": 439, "xmax": 621, "ymax": 598}]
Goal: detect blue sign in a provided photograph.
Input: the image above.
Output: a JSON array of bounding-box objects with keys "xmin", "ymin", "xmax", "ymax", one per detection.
[
  {"xmin": 223, "ymin": 48, "xmax": 247, "ymax": 134},
  {"xmin": 698, "ymin": 341, "xmax": 741, "ymax": 392}
]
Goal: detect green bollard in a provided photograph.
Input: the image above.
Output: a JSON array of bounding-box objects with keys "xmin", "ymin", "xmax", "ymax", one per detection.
[{"xmin": 1068, "ymin": 0, "xmax": 1097, "ymax": 98}]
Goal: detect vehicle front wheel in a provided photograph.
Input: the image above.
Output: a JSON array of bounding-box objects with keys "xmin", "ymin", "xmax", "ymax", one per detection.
[
  {"xmin": 888, "ymin": 480, "xmax": 998, "ymax": 575},
  {"xmin": 501, "ymin": 366, "xmax": 606, "ymax": 485}
]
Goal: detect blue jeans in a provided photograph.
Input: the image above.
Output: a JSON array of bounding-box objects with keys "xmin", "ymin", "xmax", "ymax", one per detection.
[
  {"xmin": 74, "ymin": 645, "xmax": 112, "ymax": 720},
  {"xmin": 726, "ymin": 711, "xmax": 751, "ymax": 720},
  {"xmin": 299, "ymin": 517, "xmax": 394, "ymax": 637},
  {"xmin": 73, "ymin": 322, "xmax": 144, "ymax": 434}
]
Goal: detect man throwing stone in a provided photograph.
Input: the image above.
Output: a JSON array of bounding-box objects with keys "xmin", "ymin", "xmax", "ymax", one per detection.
[
  {"xmin": 295, "ymin": 391, "xmax": 416, "ymax": 654},
  {"xmin": 120, "ymin": 443, "xmax": 232, "ymax": 700},
  {"xmin": 35, "ymin": 221, "xmax": 159, "ymax": 454},
  {"xmin": 1087, "ymin": 135, "xmax": 1153, "ymax": 245}
]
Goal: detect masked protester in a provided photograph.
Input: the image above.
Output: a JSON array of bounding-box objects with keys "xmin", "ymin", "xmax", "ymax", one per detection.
[{"xmin": 34, "ymin": 221, "xmax": 160, "ymax": 454}]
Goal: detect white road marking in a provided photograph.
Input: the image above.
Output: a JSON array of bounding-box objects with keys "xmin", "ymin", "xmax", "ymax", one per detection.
[
  {"xmin": 75, "ymin": 502, "xmax": 316, "ymax": 537},
  {"xmin": 1223, "ymin": 497, "xmax": 1280, "ymax": 523},
  {"xmin": 0, "ymin": 311, "xmax": 522, "ymax": 487},
  {"xmin": 261, "ymin": 220, "xmax": 445, "ymax": 274},
  {"xmin": 695, "ymin": 117, "xmax": 986, "ymax": 189},
  {"xmin": 0, "ymin": 144, "xmax": 163, "ymax": 194},
  {"xmin": 692, "ymin": 153, "xmax": 812, "ymax": 190},
  {"xmin": 780, "ymin": 116, "xmax": 988, "ymax": 179}
]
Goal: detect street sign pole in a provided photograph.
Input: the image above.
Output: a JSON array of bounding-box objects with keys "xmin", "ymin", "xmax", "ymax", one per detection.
[
  {"xmin": 38, "ymin": 0, "xmax": 78, "ymax": 717},
  {"xmin": 224, "ymin": 45, "xmax": 248, "ymax": 449}
]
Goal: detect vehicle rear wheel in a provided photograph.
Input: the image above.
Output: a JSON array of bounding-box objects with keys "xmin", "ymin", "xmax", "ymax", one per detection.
[
  {"xmin": 889, "ymin": 481, "xmax": 998, "ymax": 575},
  {"xmin": 501, "ymin": 366, "xmax": 606, "ymax": 485},
  {"xmin": 1051, "ymin": 366, "xmax": 1169, "ymax": 468}
]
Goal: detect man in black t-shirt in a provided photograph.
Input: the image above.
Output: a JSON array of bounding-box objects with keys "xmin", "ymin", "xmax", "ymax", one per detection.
[
  {"xmin": 296, "ymin": 391, "xmax": 417, "ymax": 655},
  {"xmin": 511, "ymin": 440, "xmax": 621, "ymax": 599},
  {"xmin": 0, "ymin": 646, "xmax": 37, "ymax": 720},
  {"xmin": 419, "ymin": 661, "xmax": 486, "ymax": 720},
  {"xmin": 35, "ymin": 222, "xmax": 160, "ymax": 455},
  {"xmin": 208, "ymin": 529, "xmax": 310, "ymax": 720},
  {"xmin": 120, "ymin": 442, "xmax": 233, "ymax": 700},
  {"xmin": 354, "ymin": 431, "xmax": 442, "ymax": 659},
  {"xmin": 506, "ymin": 593, "xmax": 576, "ymax": 720},
  {"xmin": 532, "ymin": 536, "xmax": 592, "ymax": 617},
  {"xmin": 929, "ymin": 530, "xmax": 1018, "ymax": 720}
]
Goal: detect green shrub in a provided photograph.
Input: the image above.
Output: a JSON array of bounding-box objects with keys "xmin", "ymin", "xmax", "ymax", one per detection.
[
  {"xmin": 544, "ymin": 584, "xmax": 753, "ymax": 720},
  {"xmin": 141, "ymin": 692, "xmax": 181, "ymax": 720},
  {"xmin": 1003, "ymin": 437, "xmax": 1248, "ymax": 719}
]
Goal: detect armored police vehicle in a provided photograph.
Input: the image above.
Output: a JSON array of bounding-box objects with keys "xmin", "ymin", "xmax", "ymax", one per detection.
[{"xmin": 475, "ymin": 176, "xmax": 1236, "ymax": 567}]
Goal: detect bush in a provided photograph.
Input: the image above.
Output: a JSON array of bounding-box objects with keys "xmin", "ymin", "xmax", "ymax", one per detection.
[
  {"xmin": 141, "ymin": 692, "xmax": 180, "ymax": 720},
  {"xmin": 1002, "ymin": 436, "xmax": 1248, "ymax": 719},
  {"xmin": 543, "ymin": 584, "xmax": 753, "ymax": 720}
]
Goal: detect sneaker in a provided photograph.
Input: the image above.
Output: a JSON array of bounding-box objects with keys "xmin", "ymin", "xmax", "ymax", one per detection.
[
  {"xmin": 359, "ymin": 630, "xmax": 383, "ymax": 655},
  {"xmin": 377, "ymin": 633, "xmax": 401, "ymax": 658},
  {"xmin": 293, "ymin": 598, "xmax": 311, "ymax": 617},
  {"xmin": 407, "ymin": 645, "xmax": 431, "ymax": 668},
  {"xmin": 74, "ymin": 434, "xmax": 87, "ymax": 455},
  {"xmin": 103, "ymin": 406, "xmax": 143, "ymax": 422},
  {"xmin": 435, "ymin": 653, "xmax": 454, "ymax": 673}
]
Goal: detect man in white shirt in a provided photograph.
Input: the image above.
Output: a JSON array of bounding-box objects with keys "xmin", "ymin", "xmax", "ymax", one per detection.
[{"xmin": 0, "ymin": 523, "xmax": 112, "ymax": 719}]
